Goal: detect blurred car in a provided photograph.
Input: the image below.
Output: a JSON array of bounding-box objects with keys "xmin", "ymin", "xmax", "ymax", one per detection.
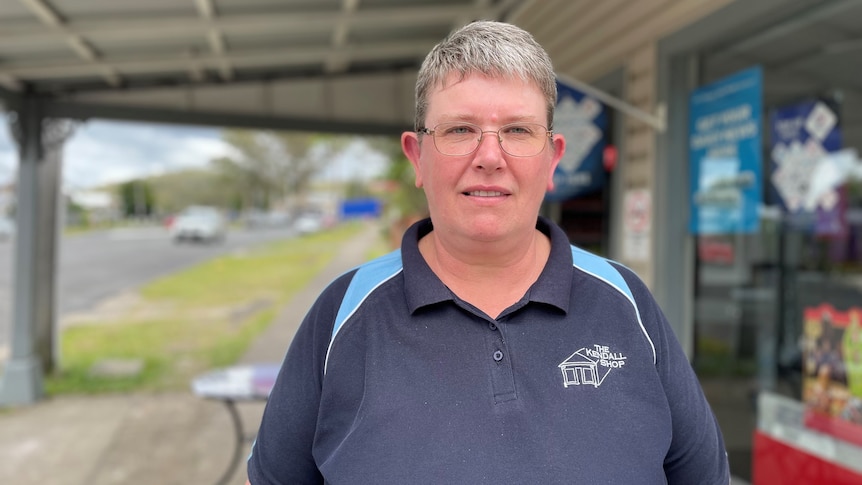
[
  {"xmin": 0, "ymin": 216, "xmax": 14, "ymax": 242},
  {"xmin": 244, "ymin": 209, "xmax": 291, "ymax": 230},
  {"xmin": 294, "ymin": 213, "xmax": 324, "ymax": 234},
  {"xmin": 170, "ymin": 206, "xmax": 227, "ymax": 243}
]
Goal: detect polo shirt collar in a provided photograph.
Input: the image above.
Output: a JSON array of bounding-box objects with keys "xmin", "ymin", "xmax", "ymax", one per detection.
[
  {"xmin": 400, "ymin": 217, "xmax": 572, "ymax": 315},
  {"xmin": 531, "ymin": 217, "xmax": 574, "ymax": 313}
]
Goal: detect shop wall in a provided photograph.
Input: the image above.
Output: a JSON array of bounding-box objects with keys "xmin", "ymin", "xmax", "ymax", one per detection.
[{"xmin": 620, "ymin": 42, "xmax": 657, "ymax": 286}]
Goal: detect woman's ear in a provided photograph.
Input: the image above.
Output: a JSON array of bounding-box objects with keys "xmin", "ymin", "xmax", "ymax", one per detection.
[{"xmin": 402, "ymin": 131, "xmax": 424, "ymax": 188}]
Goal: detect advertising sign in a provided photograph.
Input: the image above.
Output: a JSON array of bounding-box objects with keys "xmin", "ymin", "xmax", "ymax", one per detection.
[
  {"xmin": 802, "ymin": 304, "xmax": 862, "ymax": 447},
  {"xmin": 770, "ymin": 99, "xmax": 846, "ymax": 235},
  {"xmin": 546, "ymin": 80, "xmax": 608, "ymax": 202},
  {"xmin": 688, "ymin": 66, "xmax": 763, "ymax": 234},
  {"xmin": 622, "ymin": 188, "xmax": 651, "ymax": 262},
  {"xmin": 340, "ymin": 198, "xmax": 382, "ymax": 219}
]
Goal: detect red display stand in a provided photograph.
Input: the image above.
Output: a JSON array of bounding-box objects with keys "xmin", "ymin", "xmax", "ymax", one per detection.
[{"xmin": 753, "ymin": 392, "xmax": 862, "ymax": 484}]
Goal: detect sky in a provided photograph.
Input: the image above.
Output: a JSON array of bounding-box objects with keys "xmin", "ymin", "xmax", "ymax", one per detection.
[{"xmin": 0, "ymin": 114, "xmax": 390, "ymax": 193}]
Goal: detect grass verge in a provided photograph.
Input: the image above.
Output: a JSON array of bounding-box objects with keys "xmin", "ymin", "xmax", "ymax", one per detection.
[{"xmin": 45, "ymin": 221, "xmax": 374, "ymax": 396}]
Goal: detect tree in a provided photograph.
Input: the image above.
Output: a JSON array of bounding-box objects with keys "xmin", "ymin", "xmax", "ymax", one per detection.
[
  {"xmin": 369, "ymin": 136, "xmax": 427, "ymax": 220},
  {"xmin": 118, "ymin": 179, "xmax": 155, "ymax": 217},
  {"xmin": 366, "ymin": 136, "xmax": 428, "ymax": 247},
  {"xmin": 148, "ymin": 168, "xmax": 230, "ymax": 214},
  {"xmin": 213, "ymin": 129, "xmax": 350, "ymax": 213}
]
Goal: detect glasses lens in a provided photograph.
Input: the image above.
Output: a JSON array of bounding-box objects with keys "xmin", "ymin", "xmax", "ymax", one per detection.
[
  {"xmin": 429, "ymin": 122, "xmax": 548, "ymax": 156},
  {"xmin": 499, "ymin": 123, "xmax": 548, "ymax": 157},
  {"xmin": 432, "ymin": 122, "xmax": 481, "ymax": 156}
]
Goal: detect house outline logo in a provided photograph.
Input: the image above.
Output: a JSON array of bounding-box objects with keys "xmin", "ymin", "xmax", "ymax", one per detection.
[{"xmin": 558, "ymin": 344, "xmax": 627, "ymax": 388}]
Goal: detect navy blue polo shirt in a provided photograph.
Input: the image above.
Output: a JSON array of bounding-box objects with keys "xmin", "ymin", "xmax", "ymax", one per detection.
[{"xmin": 248, "ymin": 217, "xmax": 730, "ymax": 485}]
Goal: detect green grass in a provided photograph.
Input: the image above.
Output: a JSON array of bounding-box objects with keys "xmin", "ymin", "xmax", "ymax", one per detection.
[{"xmin": 45, "ymin": 222, "xmax": 371, "ymax": 396}]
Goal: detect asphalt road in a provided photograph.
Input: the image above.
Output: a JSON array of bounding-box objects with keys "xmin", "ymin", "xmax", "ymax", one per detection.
[{"xmin": 0, "ymin": 224, "xmax": 297, "ymax": 360}]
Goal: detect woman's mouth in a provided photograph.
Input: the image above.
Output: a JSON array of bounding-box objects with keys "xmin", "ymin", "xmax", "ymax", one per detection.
[{"xmin": 464, "ymin": 190, "xmax": 505, "ymax": 197}]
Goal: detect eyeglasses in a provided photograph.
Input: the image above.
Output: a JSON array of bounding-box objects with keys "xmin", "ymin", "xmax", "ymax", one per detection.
[{"xmin": 417, "ymin": 121, "xmax": 552, "ymax": 157}]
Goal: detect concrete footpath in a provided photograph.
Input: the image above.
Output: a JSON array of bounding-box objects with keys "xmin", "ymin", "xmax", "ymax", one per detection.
[{"xmin": 0, "ymin": 221, "xmax": 382, "ymax": 485}]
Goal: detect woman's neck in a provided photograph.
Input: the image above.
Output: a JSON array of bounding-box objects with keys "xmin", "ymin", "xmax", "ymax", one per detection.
[{"xmin": 418, "ymin": 229, "xmax": 551, "ymax": 318}]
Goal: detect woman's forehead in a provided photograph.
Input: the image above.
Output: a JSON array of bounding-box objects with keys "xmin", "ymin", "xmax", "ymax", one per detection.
[{"xmin": 425, "ymin": 73, "xmax": 546, "ymax": 120}]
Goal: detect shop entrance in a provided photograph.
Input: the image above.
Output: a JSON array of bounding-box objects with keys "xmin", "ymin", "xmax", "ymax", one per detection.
[{"xmin": 688, "ymin": 1, "xmax": 862, "ymax": 481}]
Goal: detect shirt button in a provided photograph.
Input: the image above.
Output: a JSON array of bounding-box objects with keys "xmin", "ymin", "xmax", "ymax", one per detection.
[
  {"xmin": 493, "ymin": 350, "xmax": 504, "ymax": 362},
  {"xmin": 489, "ymin": 322, "xmax": 497, "ymax": 331}
]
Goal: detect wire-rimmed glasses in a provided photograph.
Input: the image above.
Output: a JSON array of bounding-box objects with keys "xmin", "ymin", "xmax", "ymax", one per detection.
[{"xmin": 417, "ymin": 121, "xmax": 552, "ymax": 157}]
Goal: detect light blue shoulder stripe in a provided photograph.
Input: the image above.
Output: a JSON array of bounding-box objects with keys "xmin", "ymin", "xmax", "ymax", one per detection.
[
  {"xmin": 570, "ymin": 246, "xmax": 633, "ymax": 302},
  {"xmin": 325, "ymin": 249, "xmax": 403, "ymax": 373},
  {"xmin": 570, "ymin": 246, "xmax": 657, "ymax": 364}
]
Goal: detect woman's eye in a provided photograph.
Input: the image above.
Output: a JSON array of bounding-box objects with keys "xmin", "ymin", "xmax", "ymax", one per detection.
[
  {"xmin": 446, "ymin": 125, "xmax": 476, "ymax": 135},
  {"xmin": 505, "ymin": 125, "xmax": 531, "ymax": 134}
]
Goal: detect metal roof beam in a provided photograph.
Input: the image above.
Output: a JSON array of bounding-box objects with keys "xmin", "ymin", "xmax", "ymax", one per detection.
[
  {"xmin": 17, "ymin": 0, "xmax": 63, "ymax": 26},
  {"xmin": 0, "ymin": 6, "xmax": 496, "ymax": 43},
  {"xmin": 194, "ymin": 0, "xmax": 234, "ymax": 81},
  {"xmin": 0, "ymin": 41, "xmax": 433, "ymax": 80},
  {"xmin": 557, "ymin": 73, "xmax": 666, "ymax": 132},
  {"xmin": 44, "ymin": 99, "xmax": 411, "ymax": 136},
  {"xmin": 16, "ymin": 0, "xmax": 123, "ymax": 87}
]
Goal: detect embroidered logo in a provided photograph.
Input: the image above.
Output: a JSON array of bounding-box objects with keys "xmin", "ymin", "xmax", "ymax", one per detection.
[{"xmin": 558, "ymin": 344, "xmax": 627, "ymax": 388}]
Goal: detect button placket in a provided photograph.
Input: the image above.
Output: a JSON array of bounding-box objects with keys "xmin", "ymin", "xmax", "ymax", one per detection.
[{"xmin": 482, "ymin": 319, "xmax": 516, "ymax": 403}]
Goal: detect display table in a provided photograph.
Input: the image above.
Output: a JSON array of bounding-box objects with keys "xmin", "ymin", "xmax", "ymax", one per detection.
[
  {"xmin": 191, "ymin": 364, "xmax": 280, "ymax": 485},
  {"xmin": 753, "ymin": 391, "xmax": 862, "ymax": 484}
]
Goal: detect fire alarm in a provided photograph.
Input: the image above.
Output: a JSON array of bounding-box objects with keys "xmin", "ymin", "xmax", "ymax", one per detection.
[{"xmin": 603, "ymin": 145, "xmax": 618, "ymax": 172}]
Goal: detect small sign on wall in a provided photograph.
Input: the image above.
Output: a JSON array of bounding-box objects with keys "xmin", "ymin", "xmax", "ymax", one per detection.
[{"xmin": 622, "ymin": 188, "xmax": 651, "ymax": 262}]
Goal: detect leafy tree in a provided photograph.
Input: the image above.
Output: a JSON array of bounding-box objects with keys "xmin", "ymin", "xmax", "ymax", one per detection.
[
  {"xmin": 118, "ymin": 179, "xmax": 155, "ymax": 217},
  {"xmin": 368, "ymin": 136, "xmax": 427, "ymax": 220},
  {"xmin": 344, "ymin": 179, "xmax": 373, "ymax": 199},
  {"xmin": 364, "ymin": 136, "xmax": 427, "ymax": 247},
  {"xmin": 65, "ymin": 198, "xmax": 89, "ymax": 227},
  {"xmin": 148, "ymin": 168, "xmax": 229, "ymax": 214},
  {"xmin": 213, "ymin": 129, "xmax": 351, "ymax": 213}
]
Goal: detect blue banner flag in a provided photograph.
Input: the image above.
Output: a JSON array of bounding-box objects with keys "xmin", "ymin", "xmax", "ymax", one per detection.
[{"xmin": 546, "ymin": 80, "xmax": 608, "ymax": 202}]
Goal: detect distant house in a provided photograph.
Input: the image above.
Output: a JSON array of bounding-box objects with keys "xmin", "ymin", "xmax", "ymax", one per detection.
[{"xmin": 68, "ymin": 190, "xmax": 119, "ymax": 224}]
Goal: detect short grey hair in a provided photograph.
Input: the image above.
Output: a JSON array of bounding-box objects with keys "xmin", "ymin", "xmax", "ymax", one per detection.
[{"xmin": 414, "ymin": 20, "xmax": 557, "ymax": 131}]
